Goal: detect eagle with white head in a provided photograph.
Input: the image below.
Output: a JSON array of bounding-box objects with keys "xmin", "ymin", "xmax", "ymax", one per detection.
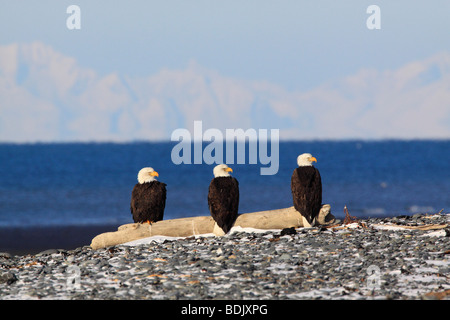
[
  {"xmin": 291, "ymin": 153, "xmax": 322, "ymax": 227},
  {"xmin": 130, "ymin": 167, "xmax": 167, "ymax": 224}
]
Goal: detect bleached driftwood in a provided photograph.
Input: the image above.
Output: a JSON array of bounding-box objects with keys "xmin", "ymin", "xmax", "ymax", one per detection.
[
  {"xmin": 90, "ymin": 205, "xmax": 333, "ymax": 250},
  {"xmin": 371, "ymin": 223, "xmax": 448, "ymax": 231}
]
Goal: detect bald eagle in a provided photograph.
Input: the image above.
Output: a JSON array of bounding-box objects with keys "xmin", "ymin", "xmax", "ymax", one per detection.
[
  {"xmin": 131, "ymin": 167, "xmax": 167, "ymax": 224},
  {"xmin": 208, "ymin": 164, "xmax": 239, "ymax": 235},
  {"xmin": 291, "ymin": 153, "xmax": 322, "ymax": 227}
]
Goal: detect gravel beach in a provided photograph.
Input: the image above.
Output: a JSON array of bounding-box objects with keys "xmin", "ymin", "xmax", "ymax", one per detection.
[{"xmin": 1, "ymin": 213, "xmax": 449, "ymax": 301}]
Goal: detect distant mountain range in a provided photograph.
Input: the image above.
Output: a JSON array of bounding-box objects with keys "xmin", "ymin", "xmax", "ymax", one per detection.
[{"xmin": 1, "ymin": 42, "xmax": 449, "ymax": 142}]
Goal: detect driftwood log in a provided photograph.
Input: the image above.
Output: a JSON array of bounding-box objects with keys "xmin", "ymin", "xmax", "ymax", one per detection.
[{"xmin": 90, "ymin": 205, "xmax": 334, "ymax": 250}]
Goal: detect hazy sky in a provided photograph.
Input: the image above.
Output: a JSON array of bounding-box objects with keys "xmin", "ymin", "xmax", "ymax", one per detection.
[
  {"xmin": 1, "ymin": 1, "xmax": 450, "ymax": 141},
  {"xmin": 2, "ymin": 1, "xmax": 449, "ymax": 90}
]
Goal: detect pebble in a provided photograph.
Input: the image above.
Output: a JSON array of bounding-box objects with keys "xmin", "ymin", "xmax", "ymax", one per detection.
[{"xmin": 0, "ymin": 213, "xmax": 449, "ymax": 300}]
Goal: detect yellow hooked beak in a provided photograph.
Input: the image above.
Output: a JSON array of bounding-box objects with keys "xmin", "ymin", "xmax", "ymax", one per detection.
[
  {"xmin": 309, "ymin": 157, "xmax": 317, "ymax": 163},
  {"xmin": 150, "ymin": 171, "xmax": 159, "ymax": 177},
  {"xmin": 225, "ymin": 167, "xmax": 233, "ymax": 172}
]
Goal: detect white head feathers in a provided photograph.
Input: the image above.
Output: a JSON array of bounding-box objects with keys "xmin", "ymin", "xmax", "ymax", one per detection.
[
  {"xmin": 297, "ymin": 153, "xmax": 317, "ymax": 167},
  {"xmin": 213, "ymin": 164, "xmax": 233, "ymax": 178},
  {"xmin": 137, "ymin": 167, "xmax": 159, "ymax": 184}
]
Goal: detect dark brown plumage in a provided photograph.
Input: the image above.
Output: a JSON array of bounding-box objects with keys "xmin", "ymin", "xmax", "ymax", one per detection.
[
  {"xmin": 208, "ymin": 176, "xmax": 239, "ymax": 234},
  {"xmin": 131, "ymin": 181, "xmax": 167, "ymax": 223},
  {"xmin": 291, "ymin": 166, "xmax": 322, "ymax": 225}
]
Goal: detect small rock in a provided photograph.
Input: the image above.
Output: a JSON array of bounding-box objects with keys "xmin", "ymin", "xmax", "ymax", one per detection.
[
  {"xmin": 0, "ymin": 252, "xmax": 12, "ymax": 258},
  {"xmin": 36, "ymin": 249, "xmax": 60, "ymax": 256},
  {"xmin": 279, "ymin": 253, "xmax": 291, "ymax": 261},
  {"xmin": 0, "ymin": 272, "xmax": 18, "ymax": 285},
  {"xmin": 280, "ymin": 227, "xmax": 296, "ymax": 236}
]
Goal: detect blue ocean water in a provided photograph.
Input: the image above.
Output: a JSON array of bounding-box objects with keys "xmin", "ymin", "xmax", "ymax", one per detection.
[{"xmin": 0, "ymin": 141, "xmax": 448, "ymax": 228}]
